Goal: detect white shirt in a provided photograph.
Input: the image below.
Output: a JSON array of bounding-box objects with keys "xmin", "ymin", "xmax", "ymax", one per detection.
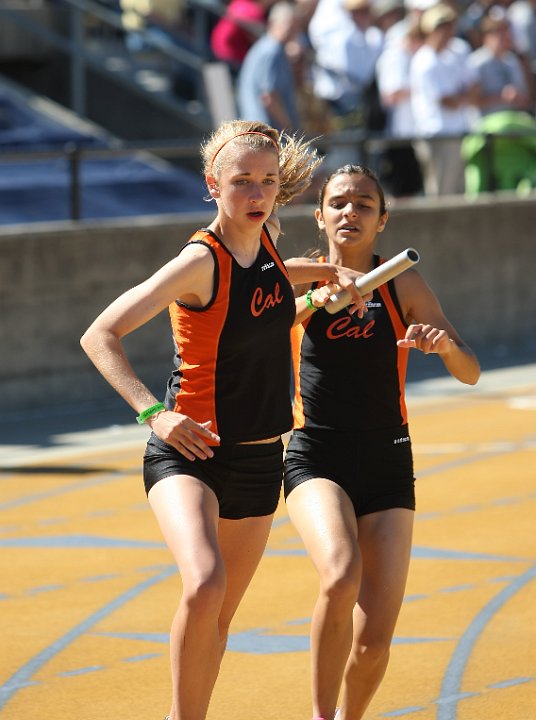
[
  {"xmin": 308, "ymin": 0, "xmax": 354, "ymax": 48},
  {"xmin": 308, "ymin": 0, "xmax": 382, "ymax": 103},
  {"xmin": 410, "ymin": 43, "xmax": 476, "ymax": 135},
  {"xmin": 508, "ymin": 0, "xmax": 536, "ymax": 60},
  {"xmin": 376, "ymin": 39, "xmax": 415, "ymax": 137}
]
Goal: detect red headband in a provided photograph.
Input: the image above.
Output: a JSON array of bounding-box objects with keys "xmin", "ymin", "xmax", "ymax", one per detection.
[{"xmin": 210, "ymin": 131, "xmax": 279, "ymax": 172}]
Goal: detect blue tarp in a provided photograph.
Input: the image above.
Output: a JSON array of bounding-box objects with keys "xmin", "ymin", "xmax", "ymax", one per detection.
[
  {"xmin": 0, "ymin": 83, "xmax": 207, "ymax": 223},
  {"xmin": 0, "ymin": 86, "xmax": 103, "ymax": 150}
]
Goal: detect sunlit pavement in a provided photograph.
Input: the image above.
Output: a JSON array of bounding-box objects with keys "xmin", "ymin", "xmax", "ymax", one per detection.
[{"xmin": 1, "ymin": 363, "xmax": 535, "ymax": 720}]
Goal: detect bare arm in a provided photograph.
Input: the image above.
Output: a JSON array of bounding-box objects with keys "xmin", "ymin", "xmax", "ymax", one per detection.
[
  {"xmin": 284, "ymin": 257, "xmax": 368, "ymax": 314},
  {"xmin": 261, "ymin": 91, "xmax": 295, "ymax": 132},
  {"xmin": 80, "ymin": 246, "xmax": 221, "ymax": 458},
  {"xmin": 441, "ymin": 82, "xmax": 479, "ymax": 110},
  {"xmin": 395, "ymin": 269, "xmax": 480, "ymax": 385}
]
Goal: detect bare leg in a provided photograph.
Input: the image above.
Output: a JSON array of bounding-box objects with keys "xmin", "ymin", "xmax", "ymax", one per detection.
[
  {"xmin": 339, "ymin": 508, "xmax": 414, "ymax": 720},
  {"xmin": 217, "ymin": 513, "xmax": 275, "ymax": 655},
  {"xmin": 149, "ymin": 474, "xmax": 225, "ymax": 720},
  {"xmin": 149, "ymin": 474, "xmax": 274, "ymax": 720},
  {"xmin": 286, "ymin": 479, "xmax": 360, "ymax": 720}
]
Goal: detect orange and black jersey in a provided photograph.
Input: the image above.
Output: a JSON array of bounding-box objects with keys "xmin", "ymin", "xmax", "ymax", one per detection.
[
  {"xmin": 164, "ymin": 226, "xmax": 295, "ymax": 444},
  {"xmin": 292, "ymin": 255, "xmax": 410, "ymax": 433}
]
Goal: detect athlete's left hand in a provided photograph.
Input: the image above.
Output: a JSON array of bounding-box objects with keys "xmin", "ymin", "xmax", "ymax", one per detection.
[{"xmin": 397, "ymin": 324, "xmax": 454, "ymax": 355}]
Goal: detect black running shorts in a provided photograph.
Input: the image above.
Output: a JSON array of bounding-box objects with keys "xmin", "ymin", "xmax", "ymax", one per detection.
[
  {"xmin": 284, "ymin": 426, "xmax": 415, "ymax": 517},
  {"xmin": 143, "ymin": 433, "xmax": 284, "ymax": 519}
]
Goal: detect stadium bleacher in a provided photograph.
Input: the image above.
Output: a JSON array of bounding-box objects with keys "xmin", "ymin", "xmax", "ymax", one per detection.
[{"xmin": 0, "ymin": 75, "xmax": 208, "ymax": 224}]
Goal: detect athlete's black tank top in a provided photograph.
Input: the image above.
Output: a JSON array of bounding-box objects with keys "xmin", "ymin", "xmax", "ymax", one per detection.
[
  {"xmin": 292, "ymin": 255, "xmax": 410, "ymax": 432},
  {"xmin": 165, "ymin": 226, "xmax": 295, "ymax": 444}
]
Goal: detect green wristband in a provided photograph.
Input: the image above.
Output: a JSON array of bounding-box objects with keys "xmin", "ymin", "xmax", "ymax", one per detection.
[
  {"xmin": 136, "ymin": 402, "xmax": 165, "ymax": 425},
  {"xmin": 305, "ymin": 289, "xmax": 319, "ymax": 312}
]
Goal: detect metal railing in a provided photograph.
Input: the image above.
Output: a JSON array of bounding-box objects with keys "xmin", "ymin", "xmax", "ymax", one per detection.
[
  {"xmin": 2, "ymin": 130, "xmax": 535, "ymax": 222},
  {"xmin": 0, "ymin": 0, "xmax": 232, "ymax": 129}
]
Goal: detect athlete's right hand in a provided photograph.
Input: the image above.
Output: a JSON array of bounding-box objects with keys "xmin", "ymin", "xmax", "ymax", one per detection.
[{"xmin": 149, "ymin": 411, "xmax": 220, "ymax": 461}]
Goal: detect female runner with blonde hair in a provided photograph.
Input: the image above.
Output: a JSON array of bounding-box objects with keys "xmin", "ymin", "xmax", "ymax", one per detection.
[{"xmin": 80, "ymin": 120, "xmax": 364, "ymax": 720}]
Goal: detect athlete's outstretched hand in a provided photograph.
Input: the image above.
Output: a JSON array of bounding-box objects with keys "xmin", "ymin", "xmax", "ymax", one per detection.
[
  {"xmin": 397, "ymin": 324, "xmax": 453, "ymax": 355},
  {"xmin": 149, "ymin": 411, "xmax": 220, "ymax": 460},
  {"xmin": 330, "ymin": 266, "xmax": 371, "ymax": 317}
]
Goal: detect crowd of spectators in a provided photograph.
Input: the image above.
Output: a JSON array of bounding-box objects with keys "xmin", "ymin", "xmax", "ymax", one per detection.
[
  {"xmin": 38, "ymin": 0, "xmax": 536, "ymax": 197},
  {"xmin": 208, "ymin": 0, "xmax": 536, "ymax": 197}
]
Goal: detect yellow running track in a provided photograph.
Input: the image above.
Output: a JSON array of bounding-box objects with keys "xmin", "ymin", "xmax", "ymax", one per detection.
[{"xmin": 1, "ymin": 364, "xmax": 535, "ymax": 720}]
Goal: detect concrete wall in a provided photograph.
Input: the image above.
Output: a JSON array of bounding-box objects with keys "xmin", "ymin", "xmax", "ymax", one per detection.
[{"xmin": 1, "ymin": 193, "xmax": 535, "ymax": 410}]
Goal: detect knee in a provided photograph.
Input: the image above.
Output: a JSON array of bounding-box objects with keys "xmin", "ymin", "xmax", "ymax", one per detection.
[
  {"xmin": 354, "ymin": 638, "xmax": 391, "ymax": 671},
  {"xmin": 320, "ymin": 561, "xmax": 361, "ymax": 608},
  {"xmin": 183, "ymin": 569, "xmax": 227, "ymax": 618}
]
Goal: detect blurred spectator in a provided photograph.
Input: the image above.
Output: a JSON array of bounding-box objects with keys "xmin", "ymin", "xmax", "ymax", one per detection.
[
  {"xmin": 372, "ymin": 0, "xmax": 406, "ymax": 38},
  {"xmin": 210, "ymin": 0, "xmax": 270, "ymax": 73},
  {"xmin": 307, "ymin": 0, "xmax": 383, "ymax": 130},
  {"xmin": 284, "ymin": 21, "xmax": 337, "ymax": 135},
  {"xmin": 294, "ymin": 0, "xmax": 319, "ymax": 28},
  {"xmin": 118, "ymin": 0, "xmax": 204, "ymax": 101},
  {"xmin": 508, "ymin": 0, "xmax": 536, "ymax": 89},
  {"xmin": 410, "ymin": 2, "xmax": 479, "ymax": 194},
  {"xmin": 458, "ymin": 0, "xmax": 496, "ymax": 49},
  {"xmin": 119, "ymin": 0, "xmax": 186, "ymax": 52},
  {"xmin": 237, "ymin": 1, "xmax": 301, "ymax": 131},
  {"xmin": 468, "ymin": 7, "xmax": 532, "ymax": 114},
  {"xmin": 385, "ymin": 0, "xmax": 439, "ymax": 47},
  {"xmin": 376, "ymin": 16, "xmax": 425, "ymax": 195}
]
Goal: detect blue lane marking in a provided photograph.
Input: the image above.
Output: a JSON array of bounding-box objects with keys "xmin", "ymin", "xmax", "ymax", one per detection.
[
  {"xmin": 381, "ymin": 707, "xmax": 426, "ymax": 717},
  {"xmin": 0, "ymin": 535, "xmax": 166, "ymax": 548},
  {"xmin": 265, "ymin": 547, "xmax": 307, "ymax": 556},
  {"xmin": 123, "ymin": 653, "xmax": 162, "ymax": 663},
  {"xmin": 94, "ymin": 627, "xmax": 450, "ymax": 654},
  {"xmin": 0, "ymin": 681, "xmax": 38, "ymax": 696},
  {"xmin": 0, "ymin": 564, "xmax": 176, "ymax": 710},
  {"xmin": 492, "ymin": 496, "xmax": 523, "ymax": 506},
  {"xmin": 137, "ymin": 564, "xmax": 173, "ymax": 573},
  {"xmin": 26, "ymin": 584, "xmax": 63, "ymax": 595},
  {"xmin": 393, "ymin": 636, "xmax": 452, "ymax": 644},
  {"xmin": 95, "ymin": 631, "xmax": 170, "ymax": 643},
  {"xmin": 266, "ymin": 545, "xmax": 525, "ymax": 561},
  {"xmin": 436, "ymin": 691, "xmax": 478, "ymax": 704},
  {"xmin": 0, "ymin": 535, "xmax": 526, "ymax": 564},
  {"xmin": 487, "ymin": 677, "xmax": 533, "ymax": 689},
  {"xmin": 437, "ymin": 563, "xmax": 536, "ymax": 720},
  {"xmin": 411, "ymin": 546, "xmax": 527, "ymax": 562},
  {"xmin": 489, "ymin": 574, "xmax": 519, "ymax": 583},
  {"xmin": 96, "ymin": 628, "xmax": 311, "ymax": 654},
  {"xmin": 227, "ymin": 629, "xmax": 310, "ymax": 654},
  {"xmin": 0, "ymin": 471, "xmax": 132, "ymax": 511},
  {"xmin": 403, "ymin": 594, "xmax": 428, "ymax": 603},
  {"xmin": 440, "ymin": 585, "xmax": 475, "ymax": 594},
  {"xmin": 81, "ymin": 574, "xmax": 121, "ymax": 583},
  {"xmin": 58, "ymin": 666, "xmax": 104, "ymax": 677}
]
